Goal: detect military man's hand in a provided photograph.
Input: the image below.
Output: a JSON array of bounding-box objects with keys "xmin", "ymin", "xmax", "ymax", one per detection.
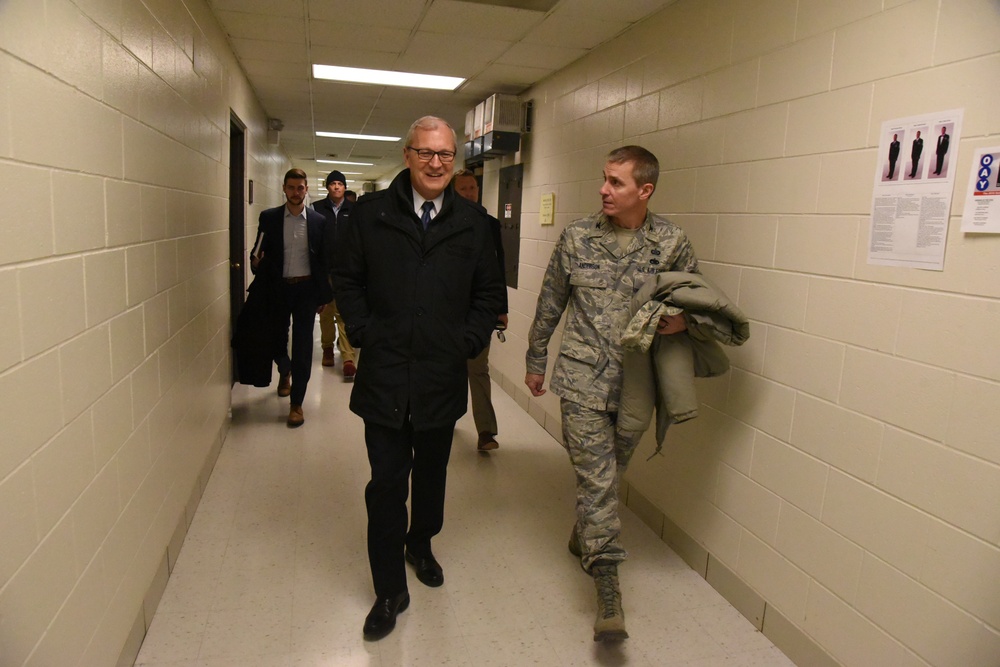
[
  {"xmin": 525, "ymin": 372, "xmax": 546, "ymax": 397},
  {"xmin": 657, "ymin": 313, "xmax": 687, "ymax": 335}
]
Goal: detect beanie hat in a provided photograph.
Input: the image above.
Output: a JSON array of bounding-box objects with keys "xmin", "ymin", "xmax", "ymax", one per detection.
[{"xmin": 325, "ymin": 170, "xmax": 346, "ymax": 187}]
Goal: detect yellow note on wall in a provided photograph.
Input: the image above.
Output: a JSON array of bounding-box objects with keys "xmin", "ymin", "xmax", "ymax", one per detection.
[{"xmin": 540, "ymin": 192, "xmax": 555, "ymax": 226}]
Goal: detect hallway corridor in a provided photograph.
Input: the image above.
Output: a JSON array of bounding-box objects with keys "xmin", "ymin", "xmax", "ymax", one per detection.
[{"xmin": 134, "ymin": 346, "xmax": 795, "ymax": 666}]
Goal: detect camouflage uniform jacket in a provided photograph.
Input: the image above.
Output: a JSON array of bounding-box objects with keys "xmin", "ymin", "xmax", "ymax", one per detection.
[{"xmin": 526, "ymin": 210, "xmax": 699, "ymax": 411}]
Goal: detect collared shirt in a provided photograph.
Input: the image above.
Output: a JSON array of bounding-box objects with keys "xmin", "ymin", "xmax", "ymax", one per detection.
[
  {"xmin": 282, "ymin": 205, "xmax": 311, "ymax": 277},
  {"xmin": 412, "ymin": 189, "xmax": 444, "ymax": 225}
]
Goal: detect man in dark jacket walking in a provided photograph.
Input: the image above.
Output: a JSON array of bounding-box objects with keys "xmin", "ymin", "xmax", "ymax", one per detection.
[
  {"xmin": 313, "ymin": 169, "xmax": 357, "ymax": 379},
  {"xmin": 249, "ymin": 168, "xmax": 332, "ymax": 427},
  {"xmin": 333, "ymin": 116, "xmax": 504, "ymax": 640}
]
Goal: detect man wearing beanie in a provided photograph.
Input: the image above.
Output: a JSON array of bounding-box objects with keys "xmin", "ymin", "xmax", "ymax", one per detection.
[{"xmin": 313, "ymin": 170, "xmax": 358, "ymax": 380}]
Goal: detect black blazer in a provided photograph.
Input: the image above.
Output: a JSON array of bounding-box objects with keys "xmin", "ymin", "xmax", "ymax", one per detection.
[{"xmin": 250, "ymin": 204, "xmax": 333, "ymax": 304}]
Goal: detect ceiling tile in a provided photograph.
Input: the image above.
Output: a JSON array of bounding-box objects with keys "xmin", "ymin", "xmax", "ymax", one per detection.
[
  {"xmin": 419, "ymin": 0, "xmax": 544, "ymax": 40},
  {"xmin": 475, "ymin": 62, "xmax": 553, "ymax": 89},
  {"xmin": 400, "ymin": 31, "xmax": 513, "ymax": 77},
  {"xmin": 310, "ymin": 84, "xmax": 383, "ymax": 107},
  {"xmin": 496, "ymin": 41, "xmax": 587, "ymax": 70},
  {"xmin": 458, "ymin": 0, "xmax": 559, "ymax": 9},
  {"xmin": 209, "ymin": 0, "xmax": 304, "ymax": 17},
  {"xmin": 306, "ymin": 0, "xmax": 427, "ymax": 29},
  {"xmin": 561, "ymin": 0, "xmax": 677, "ymax": 23},
  {"xmin": 308, "ymin": 20, "xmax": 410, "ymax": 52},
  {"xmin": 251, "ymin": 74, "xmax": 311, "ymax": 99},
  {"xmin": 231, "ymin": 38, "xmax": 308, "ymax": 63},
  {"xmin": 241, "ymin": 58, "xmax": 310, "ymax": 81},
  {"xmin": 213, "ymin": 10, "xmax": 306, "ymax": 42},
  {"xmin": 309, "ymin": 46, "xmax": 400, "ymax": 70},
  {"xmin": 520, "ymin": 6, "xmax": 630, "ymax": 49}
]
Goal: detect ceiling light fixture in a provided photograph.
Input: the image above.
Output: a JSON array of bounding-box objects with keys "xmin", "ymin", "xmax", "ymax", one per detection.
[
  {"xmin": 312, "ymin": 64, "xmax": 464, "ymax": 91},
  {"xmin": 317, "ymin": 131, "xmax": 400, "ymax": 142},
  {"xmin": 317, "ymin": 159, "xmax": 374, "ymax": 166}
]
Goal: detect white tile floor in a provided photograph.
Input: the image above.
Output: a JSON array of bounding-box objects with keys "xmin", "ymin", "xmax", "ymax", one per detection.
[{"xmin": 136, "ymin": 347, "xmax": 796, "ymax": 667}]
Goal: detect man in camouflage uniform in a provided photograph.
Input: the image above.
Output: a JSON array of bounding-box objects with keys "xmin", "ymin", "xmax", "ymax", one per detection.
[{"xmin": 525, "ymin": 146, "xmax": 699, "ymax": 641}]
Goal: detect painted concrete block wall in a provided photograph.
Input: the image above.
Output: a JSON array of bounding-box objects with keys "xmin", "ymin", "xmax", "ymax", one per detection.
[
  {"xmin": 0, "ymin": 0, "xmax": 286, "ymax": 664},
  {"xmin": 490, "ymin": 0, "xmax": 1000, "ymax": 664}
]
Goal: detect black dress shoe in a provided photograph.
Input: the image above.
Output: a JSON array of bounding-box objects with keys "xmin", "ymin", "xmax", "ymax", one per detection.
[
  {"xmin": 363, "ymin": 591, "xmax": 409, "ymax": 640},
  {"xmin": 405, "ymin": 549, "xmax": 444, "ymax": 587}
]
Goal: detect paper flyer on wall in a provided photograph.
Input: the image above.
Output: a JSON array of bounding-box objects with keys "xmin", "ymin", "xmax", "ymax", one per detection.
[
  {"xmin": 868, "ymin": 109, "xmax": 963, "ymax": 271},
  {"xmin": 960, "ymin": 146, "xmax": 1000, "ymax": 233}
]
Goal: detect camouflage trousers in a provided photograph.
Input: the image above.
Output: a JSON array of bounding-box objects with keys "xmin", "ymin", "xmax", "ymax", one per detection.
[{"xmin": 560, "ymin": 398, "xmax": 644, "ymax": 572}]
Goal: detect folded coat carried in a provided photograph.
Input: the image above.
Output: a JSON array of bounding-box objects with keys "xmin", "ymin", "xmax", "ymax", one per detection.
[{"xmin": 618, "ymin": 272, "xmax": 750, "ymax": 455}]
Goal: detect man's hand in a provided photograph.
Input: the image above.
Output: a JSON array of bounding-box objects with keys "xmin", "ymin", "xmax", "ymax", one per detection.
[
  {"xmin": 250, "ymin": 250, "xmax": 263, "ymax": 271},
  {"xmin": 525, "ymin": 372, "xmax": 546, "ymax": 397},
  {"xmin": 497, "ymin": 313, "xmax": 509, "ymax": 328},
  {"xmin": 657, "ymin": 313, "xmax": 687, "ymax": 335}
]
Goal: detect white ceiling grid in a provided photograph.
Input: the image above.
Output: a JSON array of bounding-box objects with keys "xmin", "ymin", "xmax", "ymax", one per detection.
[{"xmin": 207, "ymin": 0, "xmax": 677, "ymax": 182}]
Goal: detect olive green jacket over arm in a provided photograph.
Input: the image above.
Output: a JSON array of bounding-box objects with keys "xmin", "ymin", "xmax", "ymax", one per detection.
[{"xmin": 618, "ymin": 272, "xmax": 750, "ymax": 453}]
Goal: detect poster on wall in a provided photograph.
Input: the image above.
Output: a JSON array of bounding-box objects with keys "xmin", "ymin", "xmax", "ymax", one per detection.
[
  {"xmin": 868, "ymin": 109, "xmax": 963, "ymax": 271},
  {"xmin": 960, "ymin": 146, "xmax": 1000, "ymax": 233}
]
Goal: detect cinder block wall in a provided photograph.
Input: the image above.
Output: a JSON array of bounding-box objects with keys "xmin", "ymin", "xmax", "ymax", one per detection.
[
  {"xmin": 0, "ymin": 0, "xmax": 287, "ymax": 664},
  {"xmin": 487, "ymin": 1, "xmax": 1000, "ymax": 665}
]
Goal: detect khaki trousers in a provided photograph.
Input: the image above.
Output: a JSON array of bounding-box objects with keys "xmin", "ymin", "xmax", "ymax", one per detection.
[
  {"xmin": 318, "ymin": 299, "xmax": 356, "ymax": 363},
  {"xmin": 467, "ymin": 341, "xmax": 497, "ymax": 437}
]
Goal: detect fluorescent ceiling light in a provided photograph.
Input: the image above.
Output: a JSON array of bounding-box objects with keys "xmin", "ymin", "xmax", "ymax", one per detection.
[
  {"xmin": 317, "ymin": 131, "xmax": 400, "ymax": 142},
  {"xmin": 313, "ymin": 64, "xmax": 464, "ymax": 91},
  {"xmin": 317, "ymin": 159, "xmax": 374, "ymax": 166}
]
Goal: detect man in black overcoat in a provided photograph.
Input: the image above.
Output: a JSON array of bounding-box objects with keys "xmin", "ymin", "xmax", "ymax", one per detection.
[{"xmin": 333, "ymin": 116, "xmax": 504, "ymax": 640}]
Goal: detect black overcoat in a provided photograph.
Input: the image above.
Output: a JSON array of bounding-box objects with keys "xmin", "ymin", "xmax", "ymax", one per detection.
[{"xmin": 332, "ymin": 170, "xmax": 505, "ymax": 430}]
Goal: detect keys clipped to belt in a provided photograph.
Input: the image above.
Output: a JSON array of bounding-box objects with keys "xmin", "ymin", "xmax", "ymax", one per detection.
[{"xmin": 495, "ymin": 323, "xmax": 506, "ymax": 343}]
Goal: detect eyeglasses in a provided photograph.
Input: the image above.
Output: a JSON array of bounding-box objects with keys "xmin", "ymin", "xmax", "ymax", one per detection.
[{"xmin": 406, "ymin": 146, "xmax": 456, "ymax": 163}]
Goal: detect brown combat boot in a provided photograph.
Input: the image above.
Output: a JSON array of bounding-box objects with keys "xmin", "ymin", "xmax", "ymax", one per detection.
[
  {"xmin": 591, "ymin": 561, "xmax": 628, "ymax": 642},
  {"xmin": 322, "ymin": 347, "xmax": 335, "ymax": 367}
]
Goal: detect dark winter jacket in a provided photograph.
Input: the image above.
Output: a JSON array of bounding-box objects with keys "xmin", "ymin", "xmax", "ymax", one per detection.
[
  {"xmin": 313, "ymin": 195, "xmax": 354, "ymax": 280},
  {"xmin": 332, "ymin": 169, "xmax": 505, "ymax": 430}
]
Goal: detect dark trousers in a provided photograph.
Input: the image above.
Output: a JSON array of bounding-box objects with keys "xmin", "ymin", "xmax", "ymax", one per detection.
[
  {"xmin": 274, "ymin": 281, "xmax": 318, "ymax": 405},
  {"xmin": 364, "ymin": 418, "xmax": 455, "ymax": 598}
]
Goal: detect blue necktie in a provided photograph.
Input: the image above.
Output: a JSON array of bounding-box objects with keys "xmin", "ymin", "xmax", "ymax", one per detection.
[{"xmin": 420, "ymin": 201, "xmax": 434, "ymax": 230}]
